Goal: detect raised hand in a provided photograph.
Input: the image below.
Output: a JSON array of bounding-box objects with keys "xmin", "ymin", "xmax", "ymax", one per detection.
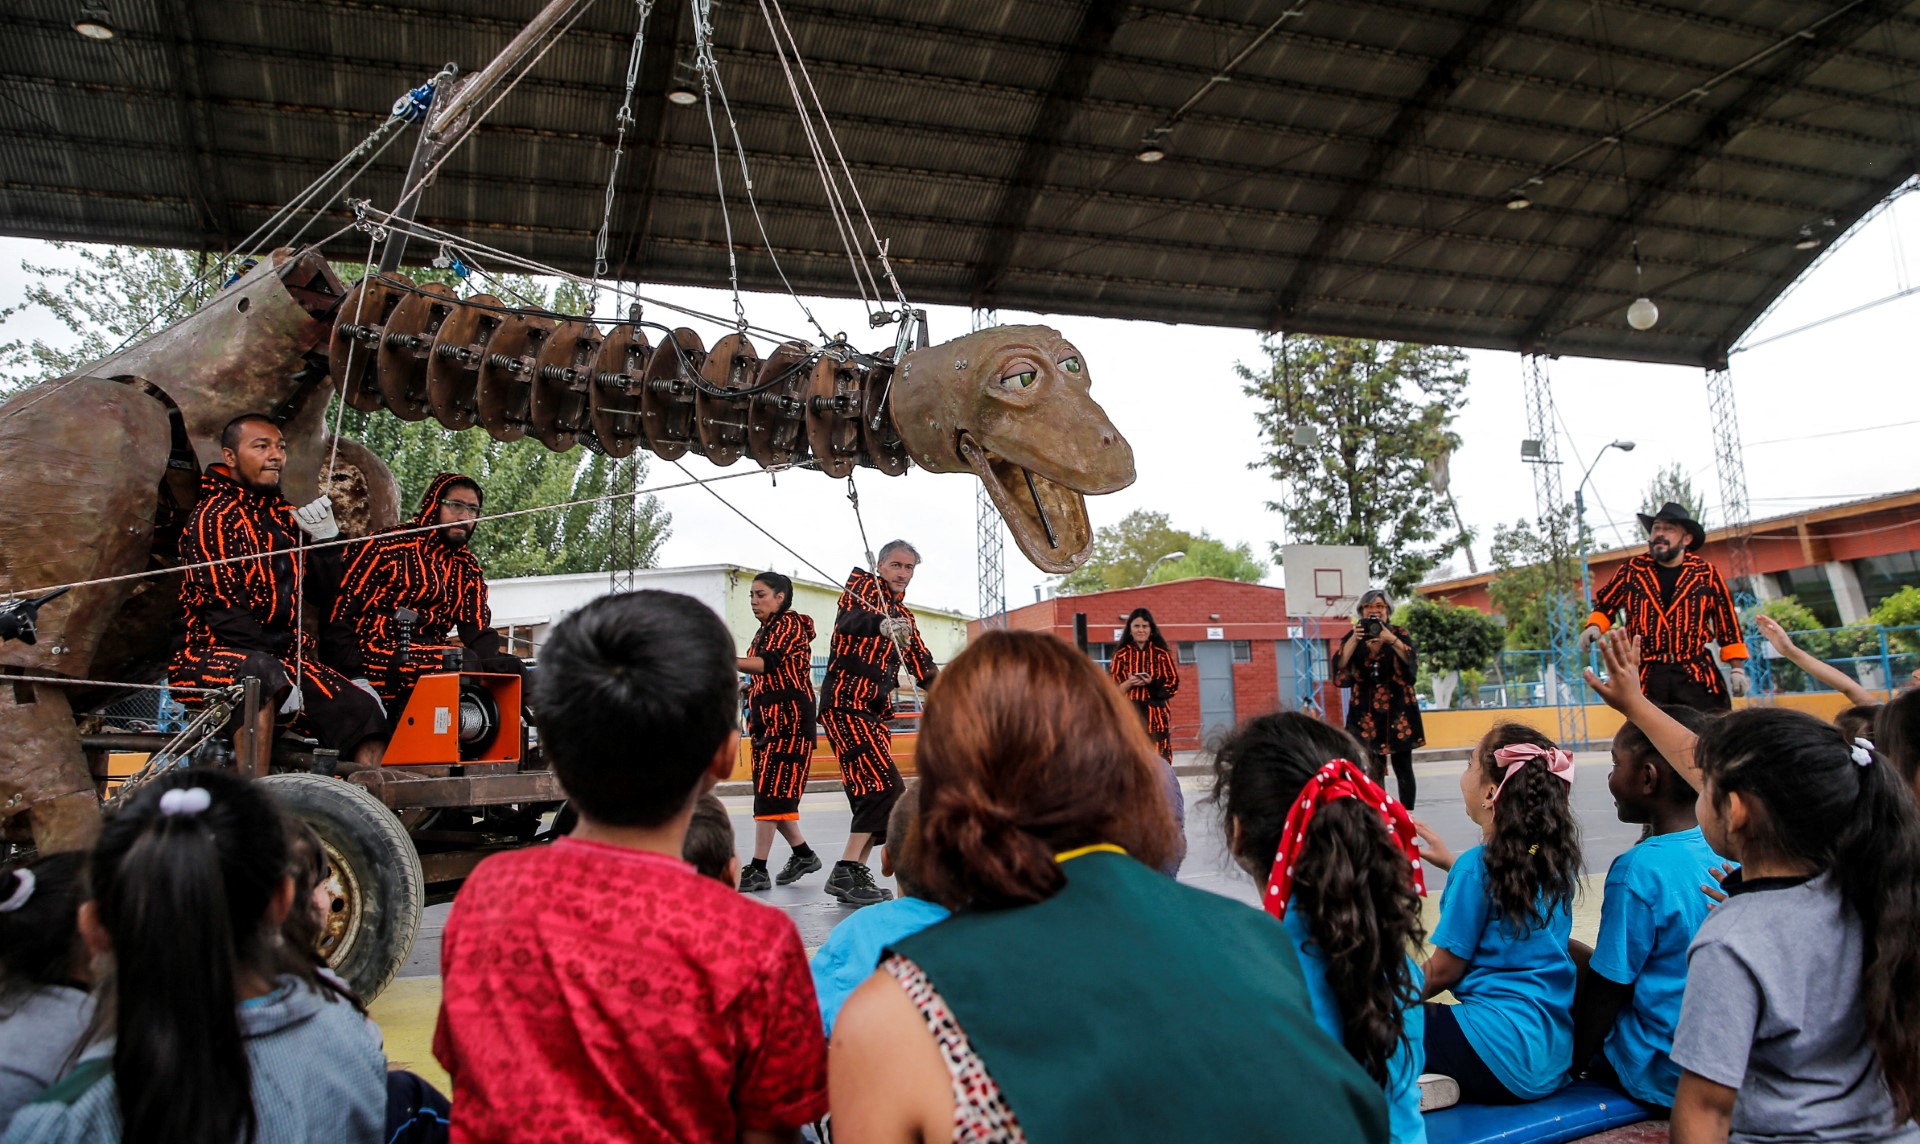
[
  {"xmin": 1583, "ymin": 629, "xmax": 1645, "ymax": 712},
  {"xmin": 1411, "ymin": 817, "xmax": 1456, "ymax": 872}
]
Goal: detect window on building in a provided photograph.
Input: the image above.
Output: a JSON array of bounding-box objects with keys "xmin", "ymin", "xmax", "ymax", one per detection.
[
  {"xmin": 1855, "ymin": 549, "xmax": 1920, "ymax": 612},
  {"xmin": 1176, "ymin": 641, "xmax": 1196, "ymax": 664},
  {"xmin": 1231, "ymin": 640, "xmax": 1252, "ymax": 663},
  {"xmin": 1776, "ymin": 566, "xmax": 1842, "ymax": 627}
]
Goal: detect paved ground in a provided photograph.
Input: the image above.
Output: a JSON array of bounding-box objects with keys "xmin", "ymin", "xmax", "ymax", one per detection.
[
  {"xmin": 396, "ymin": 749, "xmax": 1636, "ymax": 976},
  {"xmin": 373, "ymin": 750, "xmax": 1641, "ymax": 1088}
]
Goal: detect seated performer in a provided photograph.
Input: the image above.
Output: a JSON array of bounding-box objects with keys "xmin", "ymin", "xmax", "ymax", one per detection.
[
  {"xmin": 820, "ymin": 541, "xmax": 937, "ymax": 908},
  {"xmin": 169, "ymin": 414, "xmax": 386, "ymax": 766},
  {"xmin": 323, "ymin": 473, "xmax": 524, "ymax": 710}
]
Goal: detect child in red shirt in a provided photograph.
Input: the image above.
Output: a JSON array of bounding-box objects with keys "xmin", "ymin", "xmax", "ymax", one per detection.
[{"xmin": 434, "ymin": 590, "xmax": 828, "ymax": 1143}]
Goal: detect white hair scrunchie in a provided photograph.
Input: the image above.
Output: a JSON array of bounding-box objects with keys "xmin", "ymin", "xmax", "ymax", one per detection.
[
  {"xmin": 159, "ymin": 786, "xmax": 213, "ymax": 817},
  {"xmin": 1852, "ymin": 738, "xmax": 1876, "ymax": 768},
  {"xmin": 0, "ymin": 868, "xmax": 35, "ymax": 913}
]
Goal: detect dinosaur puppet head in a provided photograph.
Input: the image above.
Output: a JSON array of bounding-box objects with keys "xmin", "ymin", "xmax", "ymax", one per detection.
[{"xmin": 890, "ymin": 325, "xmax": 1134, "ymax": 573}]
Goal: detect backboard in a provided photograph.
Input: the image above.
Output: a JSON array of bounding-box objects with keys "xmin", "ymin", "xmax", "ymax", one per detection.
[{"xmin": 1281, "ymin": 544, "xmax": 1372, "ymax": 619}]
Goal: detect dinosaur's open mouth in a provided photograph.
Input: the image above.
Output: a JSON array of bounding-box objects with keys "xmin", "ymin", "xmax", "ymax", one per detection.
[{"xmin": 960, "ymin": 434, "xmax": 1094, "ymax": 574}]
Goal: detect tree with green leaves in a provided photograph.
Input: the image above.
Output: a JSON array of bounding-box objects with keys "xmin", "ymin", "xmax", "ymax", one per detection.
[
  {"xmin": 0, "ymin": 243, "xmax": 209, "ymax": 394},
  {"xmin": 2, "ymin": 243, "xmax": 669, "ymax": 577},
  {"xmin": 1057, "ymin": 509, "xmax": 1265, "ymax": 594},
  {"xmin": 1241, "ymin": 334, "xmax": 1469, "ymax": 595},
  {"xmin": 1641, "ymin": 462, "xmax": 1705, "ymax": 525},
  {"xmin": 1486, "ymin": 506, "xmax": 1587, "ymax": 651},
  {"xmin": 1399, "ymin": 597, "xmax": 1505, "ymax": 708}
]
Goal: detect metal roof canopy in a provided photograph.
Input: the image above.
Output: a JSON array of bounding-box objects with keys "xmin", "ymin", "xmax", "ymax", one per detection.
[{"xmin": 4, "ymin": 0, "xmax": 1918, "ymax": 367}]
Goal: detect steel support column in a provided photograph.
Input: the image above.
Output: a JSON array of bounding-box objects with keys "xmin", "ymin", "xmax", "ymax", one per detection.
[
  {"xmin": 1522, "ymin": 355, "xmax": 1588, "ymax": 749},
  {"xmin": 1706, "ymin": 366, "xmax": 1771, "ymax": 699}
]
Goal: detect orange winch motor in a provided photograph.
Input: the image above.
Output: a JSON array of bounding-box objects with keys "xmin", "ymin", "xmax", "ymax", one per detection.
[{"xmin": 383, "ymin": 672, "xmax": 521, "ymax": 766}]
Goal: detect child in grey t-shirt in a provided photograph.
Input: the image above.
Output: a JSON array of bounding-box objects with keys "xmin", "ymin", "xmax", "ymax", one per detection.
[
  {"xmin": 0, "ymin": 854, "xmax": 93, "ymax": 1131},
  {"xmin": 1667, "ymin": 709, "xmax": 1920, "ymax": 1143}
]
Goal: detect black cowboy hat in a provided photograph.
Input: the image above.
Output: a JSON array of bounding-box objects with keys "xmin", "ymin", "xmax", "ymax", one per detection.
[{"xmin": 1637, "ymin": 501, "xmax": 1707, "ymax": 552}]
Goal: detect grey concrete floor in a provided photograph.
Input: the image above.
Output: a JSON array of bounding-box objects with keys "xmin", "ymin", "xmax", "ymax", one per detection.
[{"xmin": 399, "ymin": 751, "xmax": 1640, "ymax": 977}]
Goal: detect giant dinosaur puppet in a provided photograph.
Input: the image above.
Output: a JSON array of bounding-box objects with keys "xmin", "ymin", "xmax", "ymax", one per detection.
[{"xmin": 0, "ymin": 248, "xmax": 1134, "ymax": 850}]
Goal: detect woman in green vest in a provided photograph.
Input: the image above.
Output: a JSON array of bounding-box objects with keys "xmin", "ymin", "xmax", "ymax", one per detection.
[{"xmin": 829, "ymin": 630, "xmax": 1388, "ymax": 1143}]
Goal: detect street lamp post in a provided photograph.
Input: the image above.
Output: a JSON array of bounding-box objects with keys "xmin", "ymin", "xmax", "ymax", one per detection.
[
  {"xmin": 1574, "ymin": 440, "xmax": 1636, "ymax": 614},
  {"xmin": 1139, "ymin": 551, "xmax": 1187, "ymax": 587}
]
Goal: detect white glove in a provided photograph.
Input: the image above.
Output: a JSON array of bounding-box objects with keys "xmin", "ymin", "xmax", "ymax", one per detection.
[
  {"xmin": 879, "ymin": 616, "xmax": 912, "ymax": 643},
  {"xmin": 293, "ymin": 496, "xmax": 340, "ymax": 541},
  {"xmin": 1577, "ymin": 624, "xmax": 1602, "ymax": 656},
  {"xmin": 1729, "ymin": 667, "xmax": 1750, "ymax": 698},
  {"xmin": 349, "ymin": 678, "xmax": 386, "ymax": 717},
  {"xmin": 279, "ymin": 685, "xmax": 304, "ymax": 716}
]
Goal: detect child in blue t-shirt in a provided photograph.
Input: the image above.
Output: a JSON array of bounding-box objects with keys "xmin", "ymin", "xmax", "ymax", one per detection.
[
  {"xmin": 1571, "ymin": 704, "xmax": 1722, "ymax": 1110},
  {"xmin": 810, "ymin": 784, "xmax": 948, "ymax": 1036},
  {"xmin": 1415, "ymin": 723, "xmax": 1580, "ymax": 1105},
  {"xmin": 1216, "ymin": 712, "xmax": 1429, "ymax": 1144}
]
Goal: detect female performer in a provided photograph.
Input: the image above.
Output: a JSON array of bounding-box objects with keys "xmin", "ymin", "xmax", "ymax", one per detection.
[
  {"xmin": 1109, "ymin": 607, "xmax": 1181, "ymax": 762},
  {"xmin": 736, "ymin": 572, "xmax": 822, "ymax": 892},
  {"xmin": 1333, "ymin": 588, "xmax": 1425, "ymax": 808}
]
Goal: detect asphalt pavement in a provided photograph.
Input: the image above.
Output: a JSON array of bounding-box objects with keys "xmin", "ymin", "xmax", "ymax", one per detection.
[{"xmin": 397, "ymin": 750, "xmax": 1641, "ymax": 976}]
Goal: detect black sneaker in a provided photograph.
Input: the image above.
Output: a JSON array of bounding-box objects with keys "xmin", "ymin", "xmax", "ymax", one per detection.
[
  {"xmin": 776, "ymin": 851, "xmax": 823, "ymax": 885},
  {"xmin": 738, "ymin": 865, "xmax": 772, "ymax": 893},
  {"xmin": 829, "ymin": 862, "xmax": 893, "ymax": 907}
]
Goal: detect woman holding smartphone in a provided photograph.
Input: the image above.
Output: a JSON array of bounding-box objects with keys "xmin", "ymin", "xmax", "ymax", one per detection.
[{"xmin": 1333, "ymin": 588, "xmax": 1424, "ymax": 807}]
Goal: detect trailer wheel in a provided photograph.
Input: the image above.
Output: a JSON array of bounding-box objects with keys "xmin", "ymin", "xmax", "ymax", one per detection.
[{"xmin": 259, "ymin": 773, "xmax": 424, "ymax": 1001}]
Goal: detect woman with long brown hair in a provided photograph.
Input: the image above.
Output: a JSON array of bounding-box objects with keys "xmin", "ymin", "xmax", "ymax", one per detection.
[
  {"xmin": 828, "ymin": 630, "xmax": 1386, "ymax": 1142},
  {"xmin": 1108, "ymin": 607, "xmax": 1179, "ymax": 762}
]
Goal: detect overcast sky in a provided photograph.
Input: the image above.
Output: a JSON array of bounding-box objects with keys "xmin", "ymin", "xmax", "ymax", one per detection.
[{"xmin": 3, "ymin": 189, "xmax": 1915, "ymax": 619}]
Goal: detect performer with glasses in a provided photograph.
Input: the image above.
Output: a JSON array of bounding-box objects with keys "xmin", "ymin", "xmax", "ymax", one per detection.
[{"xmin": 323, "ymin": 472, "xmax": 525, "ymax": 710}]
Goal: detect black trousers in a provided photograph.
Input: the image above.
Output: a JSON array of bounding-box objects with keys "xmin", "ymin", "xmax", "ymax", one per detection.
[
  {"xmin": 1642, "ymin": 659, "xmax": 1730, "ymax": 712},
  {"xmin": 1368, "ymin": 748, "xmax": 1416, "ymax": 809}
]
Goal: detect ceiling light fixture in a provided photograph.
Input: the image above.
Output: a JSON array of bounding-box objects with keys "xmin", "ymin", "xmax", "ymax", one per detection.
[
  {"xmin": 1506, "ymin": 191, "xmax": 1531, "ymax": 211},
  {"xmin": 1626, "ymin": 237, "xmax": 1658, "ymax": 331},
  {"xmin": 1794, "ymin": 225, "xmax": 1821, "ymax": 251},
  {"xmin": 666, "ymin": 85, "xmax": 698, "ymax": 106},
  {"xmin": 1136, "ymin": 145, "xmax": 1166, "ymax": 163},
  {"xmin": 72, "ymin": 1, "xmax": 114, "ymax": 39}
]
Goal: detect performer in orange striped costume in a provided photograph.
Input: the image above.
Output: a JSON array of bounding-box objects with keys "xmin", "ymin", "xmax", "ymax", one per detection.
[
  {"xmin": 168, "ymin": 414, "xmax": 387, "ymax": 766},
  {"xmin": 820, "ymin": 541, "xmax": 937, "ymax": 906},
  {"xmin": 1109, "ymin": 607, "xmax": 1181, "ymax": 761},
  {"xmin": 1580, "ymin": 501, "xmax": 1750, "ymax": 711},
  {"xmin": 735, "ymin": 571, "xmax": 823, "ymax": 892},
  {"xmin": 321, "ymin": 472, "xmax": 524, "ymax": 707}
]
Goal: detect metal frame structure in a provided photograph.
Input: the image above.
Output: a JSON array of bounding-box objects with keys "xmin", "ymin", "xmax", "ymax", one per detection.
[
  {"xmin": 1706, "ymin": 365, "xmax": 1772, "ymax": 699},
  {"xmin": 1521, "ymin": 354, "xmax": 1588, "ymax": 750},
  {"xmin": 971, "ymin": 306, "xmax": 1007, "ymax": 629}
]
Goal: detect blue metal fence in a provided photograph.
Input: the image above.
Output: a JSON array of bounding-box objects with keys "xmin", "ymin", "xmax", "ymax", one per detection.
[{"xmin": 1451, "ymin": 624, "xmax": 1920, "ymax": 709}]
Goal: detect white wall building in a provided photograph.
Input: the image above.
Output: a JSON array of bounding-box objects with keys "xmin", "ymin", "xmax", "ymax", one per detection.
[{"xmin": 486, "ymin": 564, "xmax": 972, "ymax": 676}]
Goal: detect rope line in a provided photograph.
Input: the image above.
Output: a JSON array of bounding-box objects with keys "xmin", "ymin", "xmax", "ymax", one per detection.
[
  {"xmin": 593, "ymin": 0, "xmax": 657, "ymax": 298},
  {"xmin": 2, "ymin": 468, "xmax": 777, "ymax": 601},
  {"xmin": 760, "ymin": 0, "xmax": 910, "ymax": 310},
  {"xmin": 0, "ymin": 674, "xmax": 225, "ymax": 694},
  {"xmin": 668, "ymin": 460, "xmax": 839, "ymax": 585}
]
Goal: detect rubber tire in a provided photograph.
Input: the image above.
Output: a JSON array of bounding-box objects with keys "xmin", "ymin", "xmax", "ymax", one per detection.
[{"xmin": 259, "ymin": 773, "xmax": 424, "ymax": 1002}]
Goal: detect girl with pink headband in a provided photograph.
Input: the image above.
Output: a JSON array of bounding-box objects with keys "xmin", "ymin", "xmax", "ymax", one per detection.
[{"xmin": 1415, "ymin": 722, "xmax": 1582, "ymax": 1106}]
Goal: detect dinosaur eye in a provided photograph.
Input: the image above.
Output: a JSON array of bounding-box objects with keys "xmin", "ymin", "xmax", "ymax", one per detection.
[
  {"xmin": 1061, "ymin": 357, "xmax": 1081, "ymax": 373},
  {"xmin": 1000, "ymin": 370, "xmax": 1036, "ymax": 389}
]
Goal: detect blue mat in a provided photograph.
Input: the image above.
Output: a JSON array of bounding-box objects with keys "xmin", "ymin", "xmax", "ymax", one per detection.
[{"xmin": 1425, "ymin": 1081, "xmax": 1659, "ymax": 1144}]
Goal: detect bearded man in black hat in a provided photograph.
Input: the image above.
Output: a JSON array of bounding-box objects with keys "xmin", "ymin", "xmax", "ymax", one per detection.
[{"xmin": 1578, "ymin": 501, "xmax": 1750, "ymax": 711}]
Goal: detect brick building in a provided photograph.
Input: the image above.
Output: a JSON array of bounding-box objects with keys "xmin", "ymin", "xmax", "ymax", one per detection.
[
  {"xmin": 974, "ymin": 578, "xmax": 1353, "ymax": 752},
  {"xmin": 1418, "ymin": 489, "xmax": 1920, "ymax": 626}
]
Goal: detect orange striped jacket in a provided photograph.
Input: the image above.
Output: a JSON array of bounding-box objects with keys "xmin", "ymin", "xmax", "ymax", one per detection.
[
  {"xmin": 174, "ymin": 465, "xmax": 315, "ymax": 656},
  {"xmin": 1587, "ymin": 553, "xmax": 1749, "ymax": 676},
  {"xmin": 821, "ymin": 567, "xmax": 935, "ymax": 716},
  {"xmin": 325, "ymin": 473, "xmax": 494, "ymax": 680}
]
